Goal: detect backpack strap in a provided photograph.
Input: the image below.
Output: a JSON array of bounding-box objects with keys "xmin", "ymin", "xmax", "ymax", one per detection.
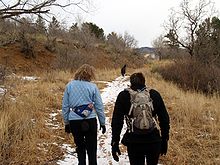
[
  {"xmin": 125, "ymin": 88, "xmax": 137, "ymax": 116},
  {"xmin": 128, "ymin": 104, "xmax": 134, "ymax": 116}
]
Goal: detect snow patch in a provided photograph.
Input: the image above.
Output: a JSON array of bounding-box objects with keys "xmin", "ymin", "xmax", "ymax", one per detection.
[
  {"xmin": 0, "ymin": 87, "xmax": 6, "ymax": 95},
  {"xmin": 101, "ymin": 76, "xmax": 130, "ymax": 105},
  {"xmin": 22, "ymin": 76, "xmax": 39, "ymax": 81}
]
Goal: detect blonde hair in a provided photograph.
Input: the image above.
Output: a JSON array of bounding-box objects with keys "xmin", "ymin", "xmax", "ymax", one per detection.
[{"xmin": 74, "ymin": 64, "xmax": 96, "ymax": 81}]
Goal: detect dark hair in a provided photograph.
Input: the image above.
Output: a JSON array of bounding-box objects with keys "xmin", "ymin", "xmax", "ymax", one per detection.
[{"xmin": 130, "ymin": 72, "xmax": 145, "ymax": 87}]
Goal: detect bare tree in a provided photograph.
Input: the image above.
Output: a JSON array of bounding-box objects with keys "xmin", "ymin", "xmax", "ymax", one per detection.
[
  {"xmin": 152, "ymin": 35, "xmax": 179, "ymax": 59},
  {"xmin": 0, "ymin": 0, "xmax": 91, "ymax": 20},
  {"xmin": 123, "ymin": 31, "xmax": 138, "ymax": 48},
  {"xmin": 164, "ymin": 0, "xmax": 216, "ymax": 57},
  {"xmin": 152, "ymin": 35, "xmax": 166, "ymax": 59},
  {"xmin": 107, "ymin": 32, "xmax": 125, "ymax": 53}
]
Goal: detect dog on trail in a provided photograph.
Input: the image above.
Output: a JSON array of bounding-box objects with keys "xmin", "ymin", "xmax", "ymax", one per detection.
[{"xmin": 121, "ymin": 64, "xmax": 126, "ymax": 77}]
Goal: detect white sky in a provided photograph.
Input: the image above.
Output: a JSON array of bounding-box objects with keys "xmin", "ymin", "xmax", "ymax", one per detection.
[
  {"xmin": 57, "ymin": 0, "xmax": 220, "ymax": 47},
  {"xmin": 85, "ymin": 0, "xmax": 182, "ymax": 47}
]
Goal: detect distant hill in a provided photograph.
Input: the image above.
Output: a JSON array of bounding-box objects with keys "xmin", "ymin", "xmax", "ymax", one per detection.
[{"xmin": 135, "ymin": 47, "xmax": 155, "ymax": 54}]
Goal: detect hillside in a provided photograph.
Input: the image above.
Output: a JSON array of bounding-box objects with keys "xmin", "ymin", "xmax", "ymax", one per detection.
[
  {"xmin": 135, "ymin": 47, "xmax": 155, "ymax": 54},
  {"xmin": 0, "ymin": 40, "xmax": 147, "ymax": 74},
  {"xmin": 0, "ymin": 42, "xmax": 55, "ymax": 73}
]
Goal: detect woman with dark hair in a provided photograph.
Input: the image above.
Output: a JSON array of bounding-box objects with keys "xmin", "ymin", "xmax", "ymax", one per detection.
[
  {"xmin": 111, "ymin": 72, "xmax": 170, "ymax": 165},
  {"xmin": 62, "ymin": 64, "xmax": 106, "ymax": 165}
]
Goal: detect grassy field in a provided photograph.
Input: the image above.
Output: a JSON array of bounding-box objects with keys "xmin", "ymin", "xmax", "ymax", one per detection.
[{"xmin": 0, "ymin": 66, "xmax": 219, "ymax": 165}]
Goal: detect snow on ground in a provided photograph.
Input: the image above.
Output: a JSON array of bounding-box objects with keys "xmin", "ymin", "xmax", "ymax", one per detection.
[
  {"xmin": 0, "ymin": 75, "xmax": 39, "ymax": 100},
  {"xmin": 101, "ymin": 76, "xmax": 130, "ymax": 106},
  {"xmin": 57, "ymin": 76, "xmax": 130, "ymax": 165},
  {"xmin": 7, "ymin": 73, "xmax": 39, "ymax": 81},
  {"xmin": 0, "ymin": 75, "xmax": 38, "ymax": 96},
  {"xmin": 21, "ymin": 76, "xmax": 39, "ymax": 81},
  {"xmin": 0, "ymin": 87, "xmax": 6, "ymax": 95}
]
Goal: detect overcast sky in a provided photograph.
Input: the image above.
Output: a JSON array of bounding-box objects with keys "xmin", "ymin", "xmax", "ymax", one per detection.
[{"xmin": 59, "ymin": 0, "xmax": 220, "ymax": 47}]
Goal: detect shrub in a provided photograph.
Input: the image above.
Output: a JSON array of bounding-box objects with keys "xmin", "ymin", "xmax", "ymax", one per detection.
[
  {"xmin": 0, "ymin": 65, "xmax": 5, "ymax": 85},
  {"xmin": 19, "ymin": 32, "xmax": 35, "ymax": 58},
  {"xmin": 44, "ymin": 37, "xmax": 56, "ymax": 53},
  {"xmin": 152, "ymin": 58, "xmax": 220, "ymax": 94}
]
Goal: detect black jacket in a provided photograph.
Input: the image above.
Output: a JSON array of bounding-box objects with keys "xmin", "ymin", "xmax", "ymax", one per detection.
[{"xmin": 111, "ymin": 86, "xmax": 170, "ymax": 144}]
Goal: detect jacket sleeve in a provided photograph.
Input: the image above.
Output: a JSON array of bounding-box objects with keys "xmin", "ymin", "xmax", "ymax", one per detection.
[
  {"xmin": 93, "ymin": 85, "xmax": 106, "ymax": 126},
  {"xmin": 151, "ymin": 89, "xmax": 170, "ymax": 140},
  {"xmin": 111, "ymin": 91, "xmax": 127, "ymax": 144},
  {"xmin": 62, "ymin": 86, "xmax": 70, "ymax": 125}
]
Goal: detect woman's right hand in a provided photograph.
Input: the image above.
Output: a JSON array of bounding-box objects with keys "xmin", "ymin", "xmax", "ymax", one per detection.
[
  {"xmin": 100, "ymin": 125, "xmax": 106, "ymax": 134},
  {"xmin": 65, "ymin": 124, "xmax": 71, "ymax": 133}
]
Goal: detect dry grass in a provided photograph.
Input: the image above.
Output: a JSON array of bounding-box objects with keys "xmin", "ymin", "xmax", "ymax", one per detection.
[
  {"xmin": 0, "ymin": 66, "xmax": 219, "ymax": 164},
  {"xmin": 0, "ymin": 71, "xmax": 69, "ymax": 164},
  {"xmin": 139, "ymin": 68, "xmax": 220, "ymax": 165},
  {"xmin": 0, "ymin": 68, "xmax": 119, "ymax": 164}
]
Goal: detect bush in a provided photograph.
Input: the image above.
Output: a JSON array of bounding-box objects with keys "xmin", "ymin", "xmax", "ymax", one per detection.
[
  {"xmin": 19, "ymin": 32, "xmax": 35, "ymax": 58},
  {"xmin": 44, "ymin": 37, "xmax": 56, "ymax": 53},
  {"xmin": 0, "ymin": 65, "xmax": 5, "ymax": 85},
  {"xmin": 152, "ymin": 58, "xmax": 220, "ymax": 94}
]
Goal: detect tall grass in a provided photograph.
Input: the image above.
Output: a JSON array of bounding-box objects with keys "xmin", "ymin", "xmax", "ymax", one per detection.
[
  {"xmin": 0, "ymin": 72, "xmax": 67, "ymax": 164},
  {"xmin": 0, "ymin": 67, "xmax": 219, "ymax": 164},
  {"xmin": 0, "ymin": 69, "xmax": 119, "ymax": 164},
  {"xmin": 140, "ymin": 68, "xmax": 220, "ymax": 165}
]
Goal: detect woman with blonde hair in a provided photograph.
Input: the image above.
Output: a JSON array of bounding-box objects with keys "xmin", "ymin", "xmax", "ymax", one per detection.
[{"xmin": 62, "ymin": 64, "xmax": 106, "ymax": 165}]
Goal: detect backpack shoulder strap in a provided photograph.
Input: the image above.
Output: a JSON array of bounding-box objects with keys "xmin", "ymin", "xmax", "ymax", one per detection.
[
  {"xmin": 142, "ymin": 87, "xmax": 154, "ymax": 113},
  {"xmin": 125, "ymin": 88, "xmax": 138, "ymax": 116}
]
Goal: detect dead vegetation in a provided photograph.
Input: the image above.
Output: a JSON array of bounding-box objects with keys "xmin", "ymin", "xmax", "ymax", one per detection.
[{"xmin": 0, "ymin": 68, "xmax": 219, "ymax": 164}]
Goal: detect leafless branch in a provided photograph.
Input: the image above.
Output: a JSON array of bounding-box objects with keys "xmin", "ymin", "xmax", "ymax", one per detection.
[
  {"xmin": 0, "ymin": 0, "xmax": 8, "ymax": 8},
  {"xmin": 0, "ymin": 0, "xmax": 90, "ymax": 19}
]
